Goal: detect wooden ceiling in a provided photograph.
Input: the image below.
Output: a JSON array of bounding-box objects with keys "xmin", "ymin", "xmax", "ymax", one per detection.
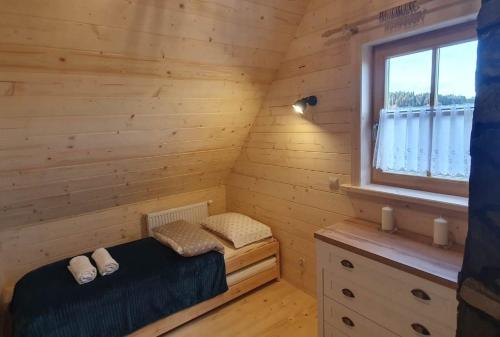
[{"xmin": 0, "ymin": 0, "xmax": 309, "ymax": 228}]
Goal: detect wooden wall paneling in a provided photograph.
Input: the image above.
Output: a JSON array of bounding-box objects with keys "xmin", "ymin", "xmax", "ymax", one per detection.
[
  {"xmin": 0, "ymin": 44, "xmax": 277, "ymax": 84},
  {"xmin": 262, "ymin": 89, "xmax": 354, "ymax": 117},
  {"xmin": 232, "ymin": 161, "xmax": 350, "ymax": 192},
  {"xmin": 0, "ymin": 72, "xmax": 270, "ymax": 99},
  {"xmin": 0, "ymin": 167, "xmax": 231, "ymax": 212},
  {"xmin": 0, "ymin": 136, "xmax": 246, "ymax": 172},
  {"xmin": 227, "ymin": 186, "xmax": 349, "ymax": 294},
  {"xmin": 269, "ymin": 66, "xmax": 351, "ymax": 97},
  {"xmin": 0, "ymin": 185, "xmax": 226, "ymax": 285},
  {"xmin": 0, "ymin": 149, "xmax": 241, "ymax": 191},
  {"xmin": 0, "ymin": 129, "xmax": 252, "ymax": 157},
  {"xmin": 0, "ymin": 14, "xmax": 284, "ymax": 69},
  {"xmin": 227, "ymin": 173, "xmax": 354, "ymax": 216},
  {"xmin": 0, "ymin": 182, "xmax": 226, "ymax": 333},
  {"xmin": 227, "ymin": 0, "xmax": 479, "ymax": 295},
  {"xmin": 348, "ymin": 193, "xmax": 468, "ymax": 245},
  {"xmin": 242, "ymin": 148, "xmax": 351, "ymax": 174},
  {"xmin": 0, "ymin": 0, "xmax": 306, "ymax": 34},
  {"xmin": 0, "ymin": 0, "xmax": 296, "ymax": 51},
  {"xmin": 228, "ymin": 187, "xmax": 348, "ymax": 228},
  {"xmin": 296, "ymin": 0, "xmax": 406, "ymax": 37},
  {"xmin": 0, "ymin": 97, "xmax": 263, "ymax": 118},
  {"xmin": 0, "ymin": 0, "xmax": 310, "ymax": 299},
  {"xmin": 0, "ymin": 0, "xmax": 308, "ymax": 230},
  {"xmin": 277, "ymin": 41, "xmax": 351, "ymax": 80},
  {"xmin": 0, "ymin": 4, "xmax": 291, "ymax": 333},
  {"xmin": 241, "ymin": 0, "xmax": 310, "ymax": 15},
  {"xmin": 245, "ymin": 131, "xmax": 351, "ymax": 154},
  {"xmin": 0, "ymin": 114, "xmax": 256, "ymax": 139},
  {"xmin": 1, "ymin": 170, "xmax": 229, "ymax": 228},
  {"xmin": 301, "ymin": 0, "xmax": 478, "ymax": 40}
]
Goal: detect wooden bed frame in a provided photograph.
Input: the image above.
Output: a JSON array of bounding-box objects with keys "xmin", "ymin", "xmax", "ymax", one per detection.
[
  {"xmin": 130, "ymin": 238, "xmax": 280, "ymax": 336},
  {"xmin": 1, "ymin": 239, "xmax": 280, "ymax": 337}
]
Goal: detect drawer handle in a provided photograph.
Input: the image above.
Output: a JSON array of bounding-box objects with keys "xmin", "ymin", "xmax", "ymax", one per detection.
[
  {"xmin": 340, "ymin": 259, "xmax": 354, "ymax": 269},
  {"xmin": 411, "ymin": 289, "xmax": 431, "ymax": 301},
  {"xmin": 411, "ymin": 323, "xmax": 431, "ymax": 335},
  {"xmin": 341, "ymin": 316, "xmax": 355, "ymax": 327},
  {"xmin": 342, "ymin": 288, "xmax": 355, "ymax": 298}
]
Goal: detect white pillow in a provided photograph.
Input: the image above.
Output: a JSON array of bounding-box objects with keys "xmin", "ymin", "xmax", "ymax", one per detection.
[{"xmin": 201, "ymin": 213, "xmax": 272, "ymax": 248}]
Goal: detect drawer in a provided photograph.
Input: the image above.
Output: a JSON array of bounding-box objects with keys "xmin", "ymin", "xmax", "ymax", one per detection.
[
  {"xmin": 324, "ymin": 272, "xmax": 456, "ymax": 337},
  {"xmin": 324, "ymin": 297, "xmax": 399, "ymax": 337},
  {"xmin": 317, "ymin": 240, "xmax": 458, "ymax": 328},
  {"xmin": 324, "ymin": 322, "xmax": 349, "ymax": 337}
]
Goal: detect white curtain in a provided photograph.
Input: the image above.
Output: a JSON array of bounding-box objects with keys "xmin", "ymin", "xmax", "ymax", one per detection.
[
  {"xmin": 431, "ymin": 105, "xmax": 474, "ymax": 179},
  {"xmin": 373, "ymin": 107, "xmax": 432, "ymax": 176},
  {"xmin": 373, "ymin": 104, "xmax": 473, "ymax": 180}
]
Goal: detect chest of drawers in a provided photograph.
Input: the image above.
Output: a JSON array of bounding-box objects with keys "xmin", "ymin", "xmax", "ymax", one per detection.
[{"xmin": 315, "ymin": 219, "xmax": 464, "ymax": 337}]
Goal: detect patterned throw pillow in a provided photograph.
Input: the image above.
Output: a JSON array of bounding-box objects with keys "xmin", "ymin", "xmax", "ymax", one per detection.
[
  {"xmin": 152, "ymin": 220, "xmax": 224, "ymax": 257},
  {"xmin": 201, "ymin": 213, "xmax": 272, "ymax": 249}
]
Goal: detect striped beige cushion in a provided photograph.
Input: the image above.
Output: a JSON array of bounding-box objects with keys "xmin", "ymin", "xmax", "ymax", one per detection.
[
  {"xmin": 153, "ymin": 220, "xmax": 224, "ymax": 257},
  {"xmin": 202, "ymin": 213, "xmax": 272, "ymax": 249}
]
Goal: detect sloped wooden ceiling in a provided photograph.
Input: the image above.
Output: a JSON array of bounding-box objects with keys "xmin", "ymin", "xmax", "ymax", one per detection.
[{"xmin": 0, "ymin": 0, "xmax": 309, "ymax": 228}]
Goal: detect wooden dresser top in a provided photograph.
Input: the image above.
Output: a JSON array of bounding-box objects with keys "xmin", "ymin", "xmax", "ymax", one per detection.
[{"xmin": 314, "ymin": 219, "xmax": 464, "ymax": 289}]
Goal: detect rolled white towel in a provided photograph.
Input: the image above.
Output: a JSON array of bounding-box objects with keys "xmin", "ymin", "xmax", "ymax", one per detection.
[
  {"xmin": 68, "ymin": 256, "xmax": 97, "ymax": 285},
  {"xmin": 91, "ymin": 248, "xmax": 119, "ymax": 276}
]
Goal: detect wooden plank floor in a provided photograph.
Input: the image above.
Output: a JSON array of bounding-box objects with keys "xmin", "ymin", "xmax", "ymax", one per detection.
[{"xmin": 164, "ymin": 280, "xmax": 317, "ymax": 337}]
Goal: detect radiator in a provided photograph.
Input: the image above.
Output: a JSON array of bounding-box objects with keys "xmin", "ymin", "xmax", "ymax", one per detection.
[{"xmin": 146, "ymin": 201, "xmax": 211, "ymax": 236}]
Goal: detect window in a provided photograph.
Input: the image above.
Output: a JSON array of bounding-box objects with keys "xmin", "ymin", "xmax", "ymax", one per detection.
[{"xmin": 371, "ymin": 23, "xmax": 477, "ymax": 196}]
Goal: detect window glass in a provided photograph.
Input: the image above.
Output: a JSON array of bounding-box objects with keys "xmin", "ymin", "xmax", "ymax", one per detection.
[
  {"xmin": 386, "ymin": 50, "xmax": 433, "ymax": 108},
  {"xmin": 436, "ymin": 40, "xmax": 477, "ymax": 105},
  {"xmin": 374, "ymin": 36, "xmax": 477, "ymax": 183}
]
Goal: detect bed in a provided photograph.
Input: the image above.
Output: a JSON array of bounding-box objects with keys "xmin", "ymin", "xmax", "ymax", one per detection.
[
  {"xmin": 129, "ymin": 242, "xmax": 279, "ymax": 337},
  {"xmin": 129, "ymin": 230, "xmax": 280, "ymax": 337},
  {"xmin": 3, "ymin": 202, "xmax": 280, "ymax": 337}
]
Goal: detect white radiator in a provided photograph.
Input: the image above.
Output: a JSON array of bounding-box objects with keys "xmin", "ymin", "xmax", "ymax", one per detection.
[{"xmin": 146, "ymin": 201, "xmax": 211, "ymax": 236}]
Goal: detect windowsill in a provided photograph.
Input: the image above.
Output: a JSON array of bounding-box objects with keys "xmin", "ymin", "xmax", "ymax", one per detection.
[{"xmin": 341, "ymin": 183, "xmax": 468, "ymax": 213}]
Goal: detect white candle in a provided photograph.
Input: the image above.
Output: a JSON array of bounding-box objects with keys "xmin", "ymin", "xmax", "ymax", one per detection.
[
  {"xmin": 433, "ymin": 217, "xmax": 449, "ymax": 246},
  {"xmin": 381, "ymin": 206, "xmax": 395, "ymax": 231}
]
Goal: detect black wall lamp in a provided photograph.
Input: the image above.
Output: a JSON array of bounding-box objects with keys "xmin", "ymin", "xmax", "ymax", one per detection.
[{"xmin": 292, "ymin": 96, "xmax": 318, "ymax": 114}]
